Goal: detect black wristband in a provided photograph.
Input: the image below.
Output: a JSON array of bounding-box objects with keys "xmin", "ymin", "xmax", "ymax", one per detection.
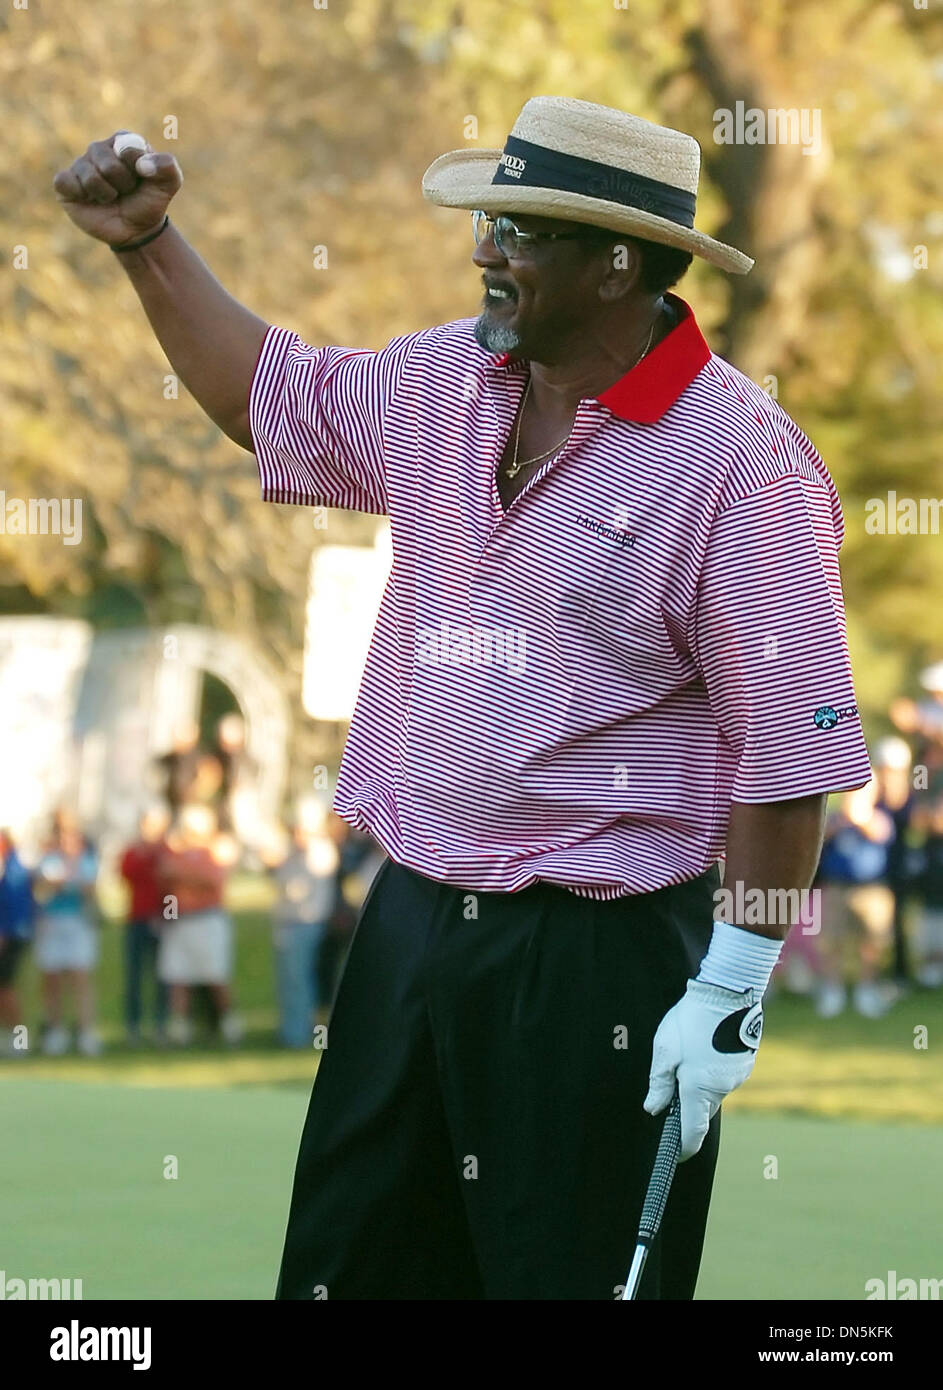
[{"xmin": 111, "ymin": 215, "xmax": 170, "ymax": 253}]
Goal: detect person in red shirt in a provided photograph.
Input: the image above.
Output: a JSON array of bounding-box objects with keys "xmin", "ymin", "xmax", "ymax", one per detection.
[
  {"xmin": 155, "ymin": 805, "xmax": 242, "ymax": 1046},
  {"xmin": 120, "ymin": 807, "xmax": 170, "ymax": 1045}
]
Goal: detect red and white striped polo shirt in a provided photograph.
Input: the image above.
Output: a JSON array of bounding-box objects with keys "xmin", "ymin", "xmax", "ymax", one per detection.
[{"xmin": 249, "ymin": 294, "xmax": 872, "ymax": 899}]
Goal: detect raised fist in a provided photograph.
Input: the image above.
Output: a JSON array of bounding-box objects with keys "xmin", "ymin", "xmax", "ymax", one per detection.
[{"xmin": 53, "ymin": 131, "xmax": 183, "ymax": 248}]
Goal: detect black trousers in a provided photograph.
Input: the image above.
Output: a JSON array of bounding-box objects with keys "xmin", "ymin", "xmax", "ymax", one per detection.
[{"xmin": 275, "ymin": 857, "xmax": 721, "ymax": 1301}]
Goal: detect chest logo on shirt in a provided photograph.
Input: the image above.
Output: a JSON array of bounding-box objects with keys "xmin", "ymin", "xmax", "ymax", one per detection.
[{"xmin": 575, "ymin": 512, "xmax": 636, "ymax": 549}]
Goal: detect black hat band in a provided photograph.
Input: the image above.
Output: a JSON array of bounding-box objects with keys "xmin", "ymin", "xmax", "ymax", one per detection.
[{"xmin": 490, "ymin": 135, "xmax": 696, "ymax": 228}]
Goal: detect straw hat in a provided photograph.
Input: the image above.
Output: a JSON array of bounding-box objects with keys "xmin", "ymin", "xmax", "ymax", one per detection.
[{"xmin": 422, "ymin": 96, "xmax": 754, "ymax": 275}]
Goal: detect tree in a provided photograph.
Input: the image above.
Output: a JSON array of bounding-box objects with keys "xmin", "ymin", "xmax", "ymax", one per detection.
[{"xmin": 3, "ymin": 0, "xmax": 940, "ymax": 754}]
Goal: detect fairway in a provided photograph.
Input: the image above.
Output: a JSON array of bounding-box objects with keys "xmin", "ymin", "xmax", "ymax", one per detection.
[
  {"xmin": 700, "ymin": 1111, "xmax": 943, "ymax": 1300},
  {"xmin": 3, "ymin": 1078, "xmax": 940, "ymax": 1300},
  {"xmin": 1, "ymin": 1080, "xmax": 301, "ymax": 1300}
]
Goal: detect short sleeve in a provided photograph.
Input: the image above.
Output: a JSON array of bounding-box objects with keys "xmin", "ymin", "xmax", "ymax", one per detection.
[
  {"xmin": 690, "ymin": 472, "xmax": 872, "ymax": 802},
  {"xmin": 247, "ymin": 325, "xmax": 422, "ymax": 515}
]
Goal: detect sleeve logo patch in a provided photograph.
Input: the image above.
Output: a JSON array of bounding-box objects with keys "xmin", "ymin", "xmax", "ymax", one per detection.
[{"xmin": 813, "ymin": 704, "xmax": 858, "ymax": 730}]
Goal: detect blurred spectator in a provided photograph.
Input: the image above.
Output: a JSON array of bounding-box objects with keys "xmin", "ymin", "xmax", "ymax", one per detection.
[
  {"xmin": 119, "ymin": 806, "xmax": 171, "ymax": 1046},
  {"xmin": 815, "ymin": 780, "xmax": 897, "ymax": 1018},
  {"xmin": 32, "ymin": 810, "xmax": 101, "ymax": 1055},
  {"xmin": 156, "ymin": 805, "xmax": 242, "ymax": 1046},
  {"xmin": 873, "ymin": 736, "xmax": 919, "ymax": 984},
  {"xmin": 155, "ymin": 719, "xmax": 203, "ymax": 820},
  {"xmin": 268, "ymin": 798, "xmax": 339, "ymax": 1048},
  {"xmin": 772, "ymin": 894, "xmax": 821, "ymax": 998},
  {"xmin": 912, "ymin": 793, "xmax": 943, "ymax": 987},
  {"xmin": 319, "ymin": 819, "xmax": 386, "ymax": 1008},
  {"xmin": 211, "ymin": 713, "xmax": 256, "ymax": 836},
  {"xmin": 0, "ymin": 829, "xmax": 34, "ymax": 1057},
  {"xmin": 890, "ymin": 661, "xmax": 943, "ymax": 797}
]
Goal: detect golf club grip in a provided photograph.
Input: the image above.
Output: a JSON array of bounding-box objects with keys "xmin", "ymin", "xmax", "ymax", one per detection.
[{"xmin": 638, "ymin": 1092, "xmax": 682, "ymax": 1244}]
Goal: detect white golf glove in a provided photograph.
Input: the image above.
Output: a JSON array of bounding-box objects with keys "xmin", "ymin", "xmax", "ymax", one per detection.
[
  {"xmin": 644, "ymin": 919, "xmax": 784, "ymax": 1160},
  {"xmin": 643, "ymin": 978, "xmax": 763, "ymax": 1161}
]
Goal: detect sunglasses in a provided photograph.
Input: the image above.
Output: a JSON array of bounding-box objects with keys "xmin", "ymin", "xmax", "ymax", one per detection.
[{"xmin": 472, "ymin": 209, "xmax": 608, "ymax": 259}]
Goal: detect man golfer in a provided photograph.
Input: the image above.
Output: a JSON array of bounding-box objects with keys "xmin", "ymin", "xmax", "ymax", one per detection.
[{"xmin": 54, "ymin": 96, "xmax": 872, "ymax": 1300}]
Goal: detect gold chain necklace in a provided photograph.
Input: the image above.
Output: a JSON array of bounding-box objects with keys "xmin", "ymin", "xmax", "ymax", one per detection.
[
  {"xmin": 505, "ymin": 378, "xmax": 569, "ymax": 480},
  {"xmin": 504, "ymin": 314, "xmax": 659, "ymax": 482}
]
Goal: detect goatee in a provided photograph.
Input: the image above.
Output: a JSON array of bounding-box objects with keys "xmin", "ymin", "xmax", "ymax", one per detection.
[{"xmin": 474, "ymin": 314, "xmax": 521, "ymax": 355}]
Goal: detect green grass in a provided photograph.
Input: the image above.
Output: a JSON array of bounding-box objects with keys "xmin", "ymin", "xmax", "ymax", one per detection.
[
  {"xmin": 698, "ymin": 1111, "xmax": 943, "ymax": 1299},
  {"xmin": 4, "ymin": 879, "xmax": 942, "ymax": 1298},
  {"xmin": 0, "ymin": 1080, "xmax": 300, "ymax": 1299},
  {"xmin": 726, "ymin": 988, "xmax": 943, "ymax": 1124},
  {"xmin": 1, "ymin": 1080, "xmax": 938, "ymax": 1300}
]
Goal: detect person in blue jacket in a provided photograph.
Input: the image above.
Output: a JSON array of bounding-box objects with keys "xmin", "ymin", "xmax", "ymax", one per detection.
[{"xmin": 0, "ymin": 829, "xmax": 35, "ymax": 1056}]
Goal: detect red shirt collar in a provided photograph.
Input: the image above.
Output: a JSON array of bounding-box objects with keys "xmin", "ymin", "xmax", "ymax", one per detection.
[{"xmin": 491, "ymin": 294, "xmax": 710, "ymax": 425}]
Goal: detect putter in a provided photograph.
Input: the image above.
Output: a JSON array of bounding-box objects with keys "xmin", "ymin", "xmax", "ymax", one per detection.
[{"xmin": 621, "ymin": 1086, "xmax": 682, "ymax": 1300}]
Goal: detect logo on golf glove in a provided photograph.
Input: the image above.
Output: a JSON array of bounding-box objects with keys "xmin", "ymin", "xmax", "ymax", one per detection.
[
  {"xmin": 644, "ymin": 980, "xmax": 763, "ymax": 1161},
  {"xmin": 740, "ymin": 1002, "xmax": 763, "ymax": 1046},
  {"xmin": 711, "ymin": 999, "xmax": 764, "ymax": 1051}
]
